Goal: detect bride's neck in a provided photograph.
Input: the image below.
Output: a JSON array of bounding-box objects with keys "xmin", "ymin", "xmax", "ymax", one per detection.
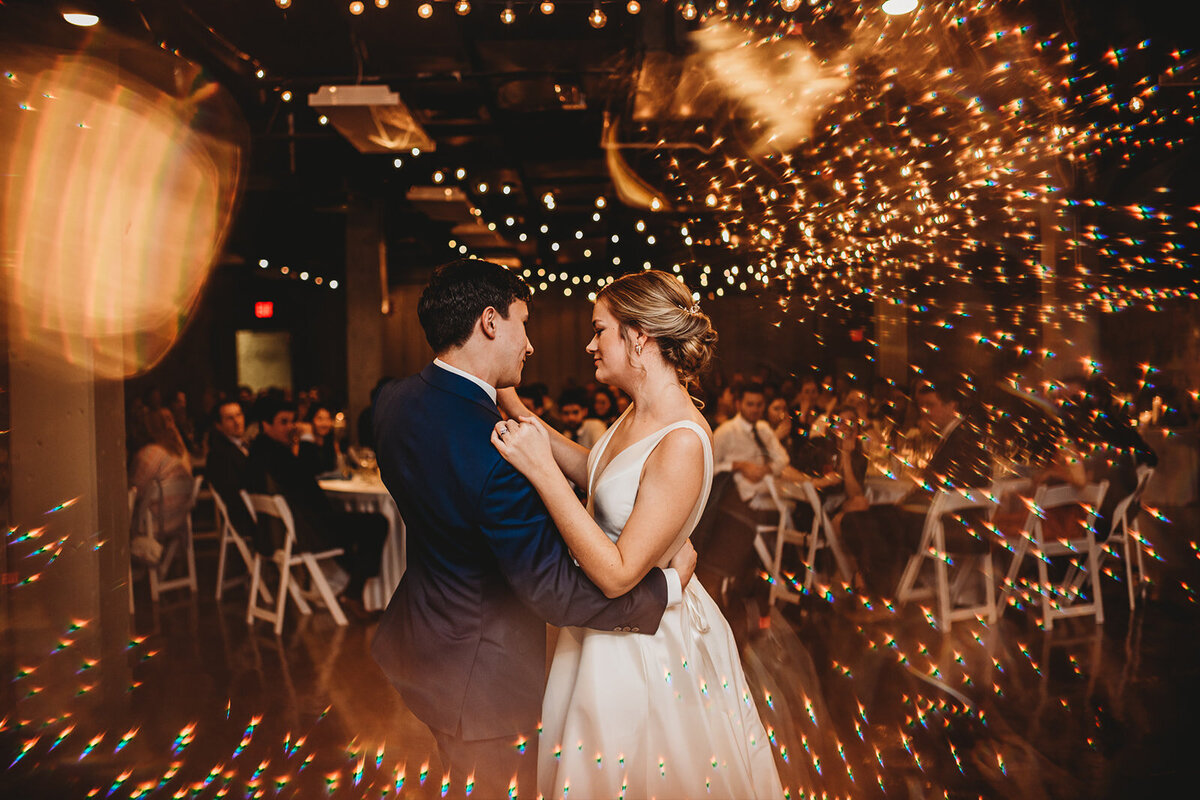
[{"xmin": 624, "ymin": 368, "xmax": 686, "ymax": 422}]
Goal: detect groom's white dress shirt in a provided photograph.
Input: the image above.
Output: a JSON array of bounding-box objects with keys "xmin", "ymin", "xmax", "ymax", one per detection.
[{"xmin": 430, "ymin": 359, "xmax": 683, "ymax": 606}]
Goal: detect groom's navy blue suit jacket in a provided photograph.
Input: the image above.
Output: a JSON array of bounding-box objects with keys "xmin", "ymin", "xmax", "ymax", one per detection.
[{"xmin": 371, "ymin": 363, "xmax": 668, "ymax": 741}]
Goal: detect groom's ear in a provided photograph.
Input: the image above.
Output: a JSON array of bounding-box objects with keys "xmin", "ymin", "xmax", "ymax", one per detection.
[{"xmin": 479, "ymin": 306, "xmax": 500, "ymax": 340}]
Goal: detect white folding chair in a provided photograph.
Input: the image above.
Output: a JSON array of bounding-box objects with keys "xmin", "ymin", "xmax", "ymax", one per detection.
[
  {"xmin": 896, "ymin": 488, "xmax": 1000, "ymax": 631},
  {"xmin": 241, "ymin": 491, "xmax": 347, "ymax": 635},
  {"xmin": 151, "ymin": 475, "xmax": 202, "ymax": 599},
  {"xmin": 1002, "ymin": 480, "xmax": 1109, "ymax": 630},
  {"xmin": 212, "ymin": 486, "xmax": 273, "ymax": 605},
  {"xmin": 1100, "ymin": 466, "xmax": 1155, "ymax": 610},
  {"xmin": 759, "ymin": 478, "xmax": 852, "ymax": 606}
]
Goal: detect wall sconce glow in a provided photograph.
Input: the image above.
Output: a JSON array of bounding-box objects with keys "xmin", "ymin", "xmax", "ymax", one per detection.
[
  {"xmin": 63, "ymin": 12, "xmax": 100, "ymax": 27},
  {"xmin": 881, "ymin": 0, "xmax": 918, "ymax": 14}
]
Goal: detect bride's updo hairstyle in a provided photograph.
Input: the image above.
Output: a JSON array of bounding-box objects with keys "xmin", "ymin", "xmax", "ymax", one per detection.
[{"xmin": 597, "ymin": 270, "xmax": 717, "ymax": 384}]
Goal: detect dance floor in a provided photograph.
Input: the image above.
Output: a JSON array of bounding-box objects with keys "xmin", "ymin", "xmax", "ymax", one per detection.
[{"xmin": 3, "ymin": 508, "xmax": 1198, "ymax": 798}]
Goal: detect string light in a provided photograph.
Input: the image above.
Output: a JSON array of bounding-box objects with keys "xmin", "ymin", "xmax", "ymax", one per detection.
[
  {"xmin": 275, "ymin": 0, "xmax": 291, "ymax": 8},
  {"xmin": 417, "ymin": 2, "xmax": 433, "ymax": 17},
  {"xmin": 681, "ymin": 2, "xmax": 698, "ymax": 20},
  {"xmin": 540, "ymin": 0, "xmax": 556, "ymax": 13},
  {"xmin": 588, "ymin": 4, "xmax": 606, "ymax": 28},
  {"xmin": 882, "ymin": 0, "xmax": 918, "ymax": 14},
  {"xmin": 455, "ymin": 0, "xmax": 471, "ymax": 15},
  {"xmin": 626, "ymin": 0, "xmax": 641, "ymax": 13},
  {"xmin": 348, "ymin": 1, "xmax": 365, "ymax": 15},
  {"xmin": 780, "ymin": 0, "xmax": 801, "ymax": 12},
  {"xmin": 500, "ymin": 3, "xmax": 516, "ymax": 24}
]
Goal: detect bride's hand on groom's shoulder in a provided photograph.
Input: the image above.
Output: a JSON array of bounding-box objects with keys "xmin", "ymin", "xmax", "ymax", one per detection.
[{"xmin": 492, "ymin": 415, "xmax": 554, "ymax": 480}]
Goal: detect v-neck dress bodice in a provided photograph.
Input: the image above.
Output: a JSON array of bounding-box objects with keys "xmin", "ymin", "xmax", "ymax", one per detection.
[
  {"xmin": 585, "ymin": 409, "xmax": 713, "ymax": 567},
  {"xmin": 538, "ymin": 407, "xmax": 784, "ymax": 799}
]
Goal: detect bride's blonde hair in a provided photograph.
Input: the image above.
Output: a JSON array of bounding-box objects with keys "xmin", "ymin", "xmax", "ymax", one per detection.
[{"xmin": 596, "ymin": 270, "xmax": 717, "ymax": 385}]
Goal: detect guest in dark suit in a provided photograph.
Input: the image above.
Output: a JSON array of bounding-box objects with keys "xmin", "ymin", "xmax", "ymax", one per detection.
[
  {"xmin": 205, "ymin": 400, "xmax": 266, "ymax": 553},
  {"xmin": 247, "ymin": 397, "xmax": 386, "ymax": 620},
  {"xmin": 840, "ymin": 378, "xmax": 991, "ymax": 595},
  {"xmin": 370, "ymin": 258, "xmax": 695, "ymax": 800}
]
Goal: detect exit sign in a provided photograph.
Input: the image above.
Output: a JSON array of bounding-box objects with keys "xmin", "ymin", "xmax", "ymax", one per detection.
[{"xmin": 254, "ymin": 301, "xmax": 274, "ymax": 319}]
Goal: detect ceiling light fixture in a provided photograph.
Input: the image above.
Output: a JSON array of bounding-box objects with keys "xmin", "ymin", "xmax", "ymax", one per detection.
[
  {"xmin": 588, "ymin": 4, "xmax": 606, "ymax": 28},
  {"xmin": 881, "ymin": 0, "xmax": 918, "ymax": 14},
  {"xmin": 62, "ymin": 11, "xmax": 100, "ymax": 26}
]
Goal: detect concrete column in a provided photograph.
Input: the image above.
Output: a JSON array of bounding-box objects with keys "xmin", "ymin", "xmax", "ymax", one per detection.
[{"xmin": 345, "ymin": 200, "xmax": 387, "ymax": 446}]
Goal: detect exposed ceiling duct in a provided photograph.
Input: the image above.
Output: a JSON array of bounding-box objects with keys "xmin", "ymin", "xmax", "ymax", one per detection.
[{"xmin": 307, "ymin": 85, "xmax": 435, "ymax": 154}]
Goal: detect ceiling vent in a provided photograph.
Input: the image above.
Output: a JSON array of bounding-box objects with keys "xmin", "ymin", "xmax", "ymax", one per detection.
[{"xmin": 308, "ymin": 85, "xmax": 436, "ymax": 154}]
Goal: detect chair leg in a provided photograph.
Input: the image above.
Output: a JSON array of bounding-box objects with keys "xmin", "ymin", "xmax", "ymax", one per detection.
[
  {"xmin": 239, "ymin": 538, "xmax": 274, "ymax": 604},
  {"xmin": 149, "ymin": 558, "xmax": 161, "ymax": 602},
  {"xmin": 215, "ymin": 529, "xmax": 230, "ymax": 601},
  {"xmin": 185, "ymin": 525, "xmax": 198, "ymax": 594},
  {"xmin": 935, "ymin": 531, "xmax": 951, "ymax": 632},
  {"xmin": 1089, "ymin": 538, "xmax": 1105, "ymax": 625},
  {"xmin": 247, "ymin": 555, "xmax": 263, "ymax": 625},
  {"xmin": 274, "ymin": 559, "xmax": 292, "ymax": 636},
  {"xmin": 128, "ymin": 563, "xmax": 135, "ymax": 615},
  {"xmin": 1121, "ymin": 523, "xmax": 1136, "ymax": 610},
  {"xmin": 803, "ymin": 524, "xmax": 821, "ymax": 593},
  {"xmin": 1037, "ymin": 534, "xmax": 1053, "ymax": 631},
  {"xmin": 303, "ymin": 554, "xmax": 348, "ymax": 627}
]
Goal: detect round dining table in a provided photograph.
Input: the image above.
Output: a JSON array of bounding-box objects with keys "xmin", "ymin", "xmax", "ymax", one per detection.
[{"xmin": 319, "ymin": 473, "xmax": 405, "ymax": 612}]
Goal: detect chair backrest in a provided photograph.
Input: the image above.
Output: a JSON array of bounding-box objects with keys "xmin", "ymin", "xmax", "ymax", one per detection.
[
  {"xmin": 240, "ymin": 491, "xmax": 297, "ymax": 549},
  {"xmin": 1026, "ymin": 480, "xmax": 1110, "ymax": 539},
  {"xmin": 1111, "ymin": 466, "xmax": 1154, "ymax": 529},
  {"xmin": 922, "ymin": 488, "xmax": 998, "ymax": 543},
  {"xmin": 189, "ymin": 475, "xmax": 205, "ymax": 507}
]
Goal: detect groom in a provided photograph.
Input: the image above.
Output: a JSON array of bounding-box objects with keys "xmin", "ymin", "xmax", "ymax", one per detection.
[{"xmin": 371, "ymin": 258, "xmax": 695, "ymax": 799}]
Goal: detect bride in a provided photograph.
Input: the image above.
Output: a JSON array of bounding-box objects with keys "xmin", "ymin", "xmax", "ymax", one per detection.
[{"xmin": 493, "ymin": 270, "xmax": 784, "ymax": 799}]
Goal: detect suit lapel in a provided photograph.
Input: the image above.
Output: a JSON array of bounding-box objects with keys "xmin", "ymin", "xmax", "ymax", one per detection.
[{"xmin": 420, "ymin": 362, "xmax": 502, "ymax": 419}]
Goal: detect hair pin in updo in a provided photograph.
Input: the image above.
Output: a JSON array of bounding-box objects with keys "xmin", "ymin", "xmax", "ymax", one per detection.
[{"xmin": 684, "ymin": 303, "xmax": 701, "ymax": 316}]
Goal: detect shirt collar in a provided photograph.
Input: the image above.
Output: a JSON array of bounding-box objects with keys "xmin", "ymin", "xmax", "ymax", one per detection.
[
  {"xmin": 734, "ymin": 413, "xmax": 756, "ymax": 432},
  {"xmin": 433, "ymin": 358, "xmax": 498, "ymax": 404}
]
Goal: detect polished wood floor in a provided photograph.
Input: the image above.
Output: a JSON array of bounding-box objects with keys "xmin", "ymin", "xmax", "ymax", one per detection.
[{"xmin": 3, "ymin": 507, "xmax": 1198, "ymax": 798}]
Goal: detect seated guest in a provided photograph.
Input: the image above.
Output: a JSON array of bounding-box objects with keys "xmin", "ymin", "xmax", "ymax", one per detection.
[
  {"xmin": 129, "ymin": 408, "xmax": 194, "ymax": 560},
  {"xmin": 248, "ymin": 397, "xmax": 387, "ymax": 619},
  {"xmin": 713, "ymin": 383, "xmax": 803, "ymax": 511},
  {"xmin": 515, "ymin": 385, "xmax": 559, "ymax": 431},
  {"xmin": 297, "ymin": 403, "xmax": 342, "ymax": 477},
  {"xmin": 839, "ymin": 378, "xmax": 991, "ymax": 596},
  {"xmin": 589, "ymin": 387, "xmax": 618, "ymax": 427},
  {"xmin": 205, "ymin": 400, "xmax": 266, "ymax": 552},
  {"xmin": 767, "ymin": 395, "xmax": 795, "ymax": 450},
  {"xmin": 558, "ymin": 387, "xmax": 608, "ymax": 449}
]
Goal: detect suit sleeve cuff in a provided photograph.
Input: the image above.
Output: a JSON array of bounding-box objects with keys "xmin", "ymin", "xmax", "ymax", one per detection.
[{"xmin": 662, "ymin": 568, "xmax": 682, "ymax": 608}]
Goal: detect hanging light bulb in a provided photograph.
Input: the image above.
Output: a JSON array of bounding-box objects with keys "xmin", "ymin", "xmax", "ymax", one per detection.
[
  {"xmin": 714, "ymin": 0, "xmax": 726, "ymax": 9},
  {"xmin": 881, "ymin": 0, "xmax": 918, "ymax": 14},
  {"xmin": 276, "ymin": 0, "xmax": 292, "ymax": 8},
  {"xmin": 500, "ymin": 2, "xmax": 516, "ymax": 23},
  {"xmin": 588, "ymin": 4, "xmax": 607, "ymax": 27},
  {"xmin": 375, "ymin": 0, "xmax": 389, "ymax": 7},
  {"xmin": 681, "ymin": 1, "xmax": 697, "ymax": 19},
  {"xmin": 780, "ymin": 0, "xmax": 800, "ymax": 11},
  {"xmin": 540, "ymin": 0, "xmax": 555, "ymax": 12},
  {"xmin": 349, "ymin": 1, "xmax": 365, "ymax": 14},
  {"xmin": 626, "ymin": 0, "xmax": 641, "ymax": 13},
  {"xmin": 417, "ymin": 2, "xmax": 433, "ymax": 16},
  {"xmin": 455, "ymin": 0, "xmax": 471, "ymax": 15}
]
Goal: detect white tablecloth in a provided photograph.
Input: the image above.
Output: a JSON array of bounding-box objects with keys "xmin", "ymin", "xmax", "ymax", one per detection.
[{"xmin": 320, "ymin": 475, "xmax": 405, "ymax": 612}]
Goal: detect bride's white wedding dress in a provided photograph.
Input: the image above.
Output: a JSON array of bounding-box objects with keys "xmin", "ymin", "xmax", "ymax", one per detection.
[{"xmin": 539, "ymin": 410, "xmax": 785, "ymax": 799}]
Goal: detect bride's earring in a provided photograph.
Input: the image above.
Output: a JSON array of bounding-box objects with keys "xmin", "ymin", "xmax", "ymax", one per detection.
[{"xmin": 635, "ymin": 344, "xmax": 643, "ymax": 355}]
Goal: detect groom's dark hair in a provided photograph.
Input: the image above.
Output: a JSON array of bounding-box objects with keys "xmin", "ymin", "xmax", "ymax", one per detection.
[{"xmin": 418, "ymin": 258, "xmax": 532, "ymax": 353}]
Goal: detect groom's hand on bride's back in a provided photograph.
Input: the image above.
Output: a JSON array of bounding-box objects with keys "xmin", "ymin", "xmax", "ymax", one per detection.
[{"xmin": 670, "ymin": 539, "xmax": 697, "ymax": 589}]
